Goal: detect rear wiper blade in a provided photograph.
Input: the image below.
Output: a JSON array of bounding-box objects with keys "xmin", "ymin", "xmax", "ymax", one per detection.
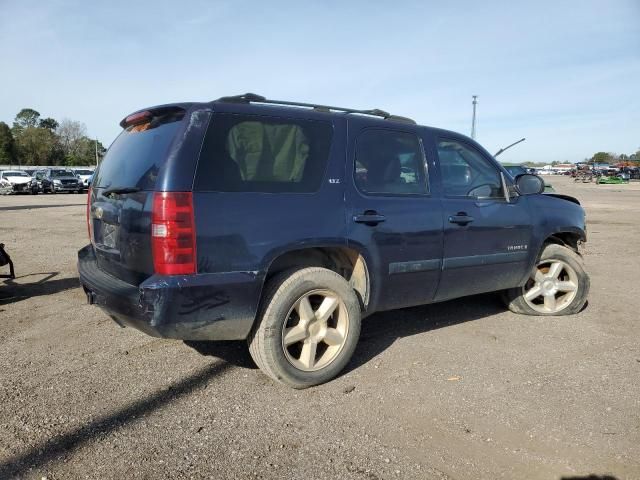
[{"xmin": 102, "ymin": 186, "xmax": 141, "ymax": 197}]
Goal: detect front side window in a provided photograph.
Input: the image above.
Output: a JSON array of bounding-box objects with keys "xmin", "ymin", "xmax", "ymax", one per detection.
[
  {"xmin": 437, "ymin": 139, "xmax": 504, "ymax": 199},
  {"xmin": 195, "ymin": 114, "xmax": 332, "ymax": 193},
  {"xmin": 354, "ymin": 129, "xmax": 428, "ymax": 195}
]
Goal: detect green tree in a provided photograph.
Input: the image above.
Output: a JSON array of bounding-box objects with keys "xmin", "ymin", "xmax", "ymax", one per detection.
[
  {"xmin": 589, "ymin": 152, "xmax": 613, "ymax": 165},
  {"xmin": 0, "ymin": 121, "xmax": 16, "ymax": 165},
  {"xmin": 39, "ymin": 117, "xmax": 59, "ymax": 130},
  {"xmin": 14, "ymin": 126, "xmax": 59, "ymax": 165},
  {"xmin": 12, "ymin": 108, "xmax": 41, "ymax": 133},
  {"xmin": 62, "ymin": 136, "xmax": 106, "ymax": 166}
]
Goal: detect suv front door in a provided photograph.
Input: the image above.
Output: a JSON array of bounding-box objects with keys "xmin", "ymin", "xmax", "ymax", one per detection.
[
  {"xmin": 434, "ymin": 136, "xmax": 533, "ymax": 301},
  {"xmin": 346, "ymin": 124, "xmax": 443, "ymax": 312}
]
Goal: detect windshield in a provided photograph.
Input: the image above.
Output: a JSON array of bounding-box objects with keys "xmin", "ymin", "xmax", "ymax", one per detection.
[
  {"xmin": 51, "ymin": 169, "xmax": 75, "ymax": 178},
  {"xmin": 504, "ymin": 165, "xmax": 527, "ymax": 177},
  {"xmin": 3, "ymin": 171, "xmax": 29, "ymax": 177},
  {"xmin": 75, "ymin": 170, "xmax": 93, "ymax": 175}
]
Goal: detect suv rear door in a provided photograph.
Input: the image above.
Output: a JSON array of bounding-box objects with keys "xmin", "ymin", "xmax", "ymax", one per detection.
[
  {"xmin": 433, "ymin": 135, "xmax": 533, "ymax": 301},
  {"xmin": 346, "ymin": 121, "xmax": 443, "ymax": 312}
]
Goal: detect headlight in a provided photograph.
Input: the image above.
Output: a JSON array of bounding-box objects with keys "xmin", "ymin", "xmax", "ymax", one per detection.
[{"xmin": 53, "ymin": 179, "xmax": 61, "ymax": 185}]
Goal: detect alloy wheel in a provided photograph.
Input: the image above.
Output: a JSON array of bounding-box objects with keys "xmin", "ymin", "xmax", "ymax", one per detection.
[
  {"xmin": 281, "ymin": 289, "xmax": 349, "ymax": 372},
  {"xmin": 523, "ymin": 259, "xmax": 579, "ymax": 314}
]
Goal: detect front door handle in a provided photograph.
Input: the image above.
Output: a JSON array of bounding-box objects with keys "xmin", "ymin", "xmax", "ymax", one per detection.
[
  {"xmin": 449, "ymin": 213, "xmax": 474, "ymax": 225},
  {"xmin": 354, "ymin": 211, "xmax": 386, "ymax": 226}
]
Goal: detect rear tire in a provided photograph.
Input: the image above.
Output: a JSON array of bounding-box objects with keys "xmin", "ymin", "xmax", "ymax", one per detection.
[
  {"xmin": 503, "ymin": 243, "xmax": 589, "ymax": 315},
  {"xmin": 248, "ymin": 267, "xmax": 361, "ymax": 389}
]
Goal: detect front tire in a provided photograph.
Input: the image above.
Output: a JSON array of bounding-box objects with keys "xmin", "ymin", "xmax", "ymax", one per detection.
[
  {"xmin": 248, "ymin": 267, "xmax": 362, "ymax": 389},
  {"xmin": 503, "ymin": 243, "xmax": 590, "ymax": 315}
]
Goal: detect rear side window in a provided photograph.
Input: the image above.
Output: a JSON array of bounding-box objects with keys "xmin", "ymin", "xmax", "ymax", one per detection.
[
  {"xmin": 195, "ymin": 114, "xmax": 332, "ymax": 193},
  {"xmin": 354, "ymin": 129, "xmax": 428, "ymax": 195},
  {"xmin": 93, "ymin": 113, "xmax": 184, "ymax": 190}
]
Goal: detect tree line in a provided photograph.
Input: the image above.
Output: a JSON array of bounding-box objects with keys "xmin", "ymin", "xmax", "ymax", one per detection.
[{"xmin": 0, "ymin": 108, "xmax": 107, "ymax": 167}]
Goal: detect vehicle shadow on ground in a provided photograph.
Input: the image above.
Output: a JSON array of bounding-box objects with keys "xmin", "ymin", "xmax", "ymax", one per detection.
[
  {"xmin": 345, "ymin": 292, "xmax": 506, "ymax": 374},
  {"xmin": 561, "ymin": 475, "xmax": 618, "ymax": 480},
  {"xmin": 185, "ymin": 339, "xmax": 258, "ymax": 369},
  {"xmin": 0, "ymin": 203, "xmax": 86, "ymax": 211},
  {"xmin": 0, "ymin": 273, "xmax": 80, "ymax": 306},
  {"xmin": 185, "ymin": 292, "xmax": 507, "ymax": 373},
  {"xmin": 0, "ymin": 361, "xmax": 231, "ymax": 478}
]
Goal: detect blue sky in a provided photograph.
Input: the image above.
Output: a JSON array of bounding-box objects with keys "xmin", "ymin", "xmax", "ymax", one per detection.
[{"xmin": 1, "ymin": 0, "xmax": 638, "ymax": 163}]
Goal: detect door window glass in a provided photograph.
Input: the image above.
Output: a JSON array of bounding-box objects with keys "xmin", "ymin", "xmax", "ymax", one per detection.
[
  {"xmin": 354, "ymin": 129, "xmax": 428, "ymax": 195},
  {"xmin": 437, "ymin": 139, "xmax": 504, "ymax": 198}
]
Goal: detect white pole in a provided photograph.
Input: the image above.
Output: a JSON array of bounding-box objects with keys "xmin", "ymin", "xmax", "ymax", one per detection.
[{"xmin": 471, "ymin": 95, "xmax": 478, "ymax": 139}]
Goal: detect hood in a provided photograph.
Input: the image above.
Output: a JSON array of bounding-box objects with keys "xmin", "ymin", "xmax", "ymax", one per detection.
[
  {"xmin": 3, "ymin": 175, "xmax": 32, "ymax": 184},
  {"xmin": 543, "ymin": 193, "xmax": 580, "ymax": 205}
]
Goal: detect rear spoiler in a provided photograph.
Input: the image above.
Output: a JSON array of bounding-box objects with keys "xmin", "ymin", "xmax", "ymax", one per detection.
[{"xmin": 119, "ymin": 105, "xmax": 187, "ymax": 128}]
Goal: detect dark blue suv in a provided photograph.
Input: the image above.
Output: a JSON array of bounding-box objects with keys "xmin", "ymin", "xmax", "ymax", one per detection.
[{"xmin": 78, "ymin": 94, "xmax": 590, "ymax": 388}]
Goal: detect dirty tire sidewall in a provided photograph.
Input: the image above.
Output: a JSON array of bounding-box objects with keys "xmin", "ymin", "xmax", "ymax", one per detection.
[
  {"xmin": 504, "ymin": 243, "xmax": 590, "ymax": 316},
  {"xmin": 249, "ymin": 267, "xmax": 361, "ymax": 389}
]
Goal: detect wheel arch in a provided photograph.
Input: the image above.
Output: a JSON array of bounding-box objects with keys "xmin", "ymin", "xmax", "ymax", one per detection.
[
  {"xmin": 543, "ymin": 230, "xmax": 585, "ymax": 254},
  {"xmin": 262, "ymin": 245, "xmax": 370, "ymax": 311}
]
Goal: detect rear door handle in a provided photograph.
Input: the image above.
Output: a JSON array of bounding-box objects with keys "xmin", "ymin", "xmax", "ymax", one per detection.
[
  {"xmin": 449, "ymin": 213, "xmax": 474, "ymax": 225},
  {"xmin": 353, "ymin": 212, "xmax": 386, "ymax": 225}
]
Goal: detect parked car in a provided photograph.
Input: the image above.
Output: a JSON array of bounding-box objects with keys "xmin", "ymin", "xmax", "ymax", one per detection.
[
  {"xmin": 37, "ymin": 168, "xmax": 84, "ymax": 193},
  {"xmin": 0, "ymin": 170, "xmax": 38, "ymax": 194},
  {"xmin": 73, "ymin": 169, "xmax": 94, "ymax": 190},
  {"xmin": 79, "ymin": 94, "xmax": 590, "ymax": 388},
  {"xmin": 503, "ymin": 165, "xmax": 555, "ymax": 192}
]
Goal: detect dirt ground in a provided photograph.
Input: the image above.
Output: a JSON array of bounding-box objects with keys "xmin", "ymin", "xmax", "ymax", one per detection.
[{"xmin": 1, "ymin": 176, "xmax": 639, "ymax": 480}]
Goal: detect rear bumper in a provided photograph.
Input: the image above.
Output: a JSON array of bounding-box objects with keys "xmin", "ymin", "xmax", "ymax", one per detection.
[{"xmin": 78, "ymin": 245, "xmax": 263, "ymax": 340}]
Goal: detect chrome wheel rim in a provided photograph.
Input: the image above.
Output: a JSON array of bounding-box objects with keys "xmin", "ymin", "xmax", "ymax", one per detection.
[
  {"xmin": 523, "ymin": 259, "xmax": 579, "ymax": 314},
  {"xmin": 281, "ymin": 289, "xmax": 349, "ymax": 372}
]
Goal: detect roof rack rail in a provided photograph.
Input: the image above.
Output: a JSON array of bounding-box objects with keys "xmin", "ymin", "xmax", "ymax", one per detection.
[{"xmin": 215, "ymin": 93, "xmax": 416, "ymax": 124}]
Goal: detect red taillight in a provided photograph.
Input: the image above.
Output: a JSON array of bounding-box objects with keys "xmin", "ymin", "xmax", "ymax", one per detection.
[
  {"xmin": 151, "ymin": 192, "xmax": 197, "ymax": 275},
  {"xmin": 86, "ymin": 187, "xmax": 93, "ymax": 242}
]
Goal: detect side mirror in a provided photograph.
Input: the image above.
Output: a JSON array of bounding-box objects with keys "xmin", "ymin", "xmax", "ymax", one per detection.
[{"xmin": 515, "ymin": 173, "xmax": 545, "ymax": 195}]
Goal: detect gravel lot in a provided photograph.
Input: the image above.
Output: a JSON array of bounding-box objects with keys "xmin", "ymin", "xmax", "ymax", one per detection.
[{"xmin": 1, "ymin": 176, "xmax": 639, "ymax": 480}]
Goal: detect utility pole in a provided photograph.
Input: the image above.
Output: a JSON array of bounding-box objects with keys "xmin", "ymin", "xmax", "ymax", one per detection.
[
  {"xmin": 95, "ymin": 139, "xmax": 98, "ymax": 167},
  {"xmin": 471, "ymin": 95, "xmax": 478, "ymax": 139}
]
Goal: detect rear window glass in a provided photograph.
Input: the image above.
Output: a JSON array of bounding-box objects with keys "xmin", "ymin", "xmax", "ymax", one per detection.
[
  {"xmin": 195, "ymin": 113, "xmax": 332, "ymax": 193},
  {"xmin": 93, "ymin": 114, "xmax": 183, "ymax": 190}
]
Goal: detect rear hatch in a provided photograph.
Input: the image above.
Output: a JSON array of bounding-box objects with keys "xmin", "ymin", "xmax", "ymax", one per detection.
[{"xmin": 89, "ymin": 107, "xmax": 186, "ymax": 285}]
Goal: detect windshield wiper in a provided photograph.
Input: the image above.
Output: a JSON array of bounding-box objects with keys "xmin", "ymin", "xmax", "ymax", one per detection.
[{"xmin": 102, "ymin": 186, "xmax": 141, "ymax": 197}]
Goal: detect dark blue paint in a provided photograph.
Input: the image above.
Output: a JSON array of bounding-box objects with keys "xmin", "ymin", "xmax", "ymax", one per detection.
[{"xmin": 79, "ymin": 100, "xmax": 587, "ymax": 341}]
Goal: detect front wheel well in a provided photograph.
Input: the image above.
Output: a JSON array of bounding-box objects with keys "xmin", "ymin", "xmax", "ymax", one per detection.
[
  {"xmin": 265, "ymin": 247, "xmax": 370, "ymax": 309},
  {"xmin": 544, "ymin": 232, "xmax": 583, "ymax": 253}
]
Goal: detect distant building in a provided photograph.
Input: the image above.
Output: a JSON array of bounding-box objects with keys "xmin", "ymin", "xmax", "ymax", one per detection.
[
  {"xmin": 554, "ymin": 163, "xmax": 574, "ymax": 171},
  {"xmin": 541, "ymin": 164, "xmax": 573, "ymax": 172}
]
